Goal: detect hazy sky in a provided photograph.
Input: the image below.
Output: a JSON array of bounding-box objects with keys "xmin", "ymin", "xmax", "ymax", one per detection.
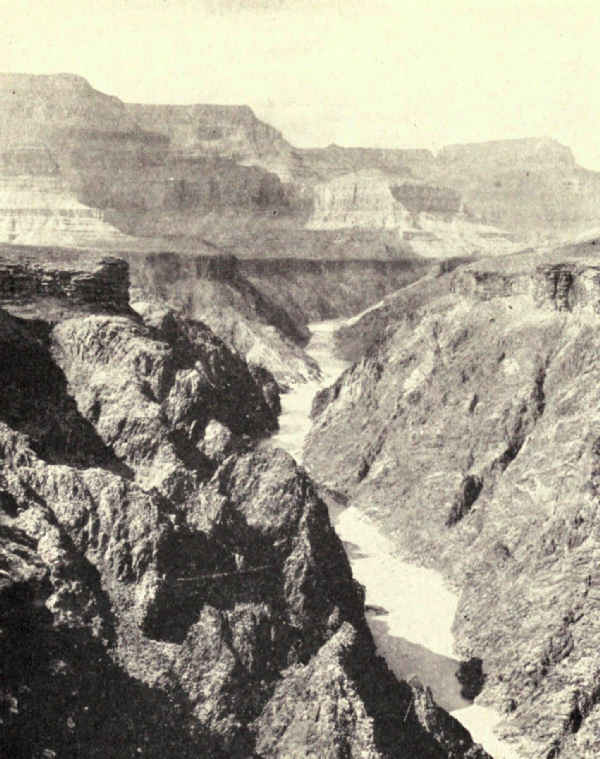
[{"xmin": 3, "ymin": 0, "xmax": 600, "ymax": 168}]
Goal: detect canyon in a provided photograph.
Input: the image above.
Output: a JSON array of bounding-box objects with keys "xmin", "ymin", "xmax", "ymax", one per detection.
[
  {"xmin": 0, "ymin": 251, "xmax": 492, "ymax": 758},
  {"xmin": 4, "ymin": 69, "xmax": 600, "ymax": 759},
  {"xmin": 2, "ymin": 74, "xmax": 600, "ymax": 259},
  {"xmin": 305, "ymin": 242, "xmax": 600, "ymax": 759}
]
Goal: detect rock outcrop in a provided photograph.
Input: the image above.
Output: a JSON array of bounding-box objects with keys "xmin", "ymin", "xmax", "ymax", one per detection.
[
  {"xmin": 0, "ymin": 255, "xmax": 489, "ymax": 758},
  {"xmin": 434, "ymin": 137, "xmax": 600, "ymax": 236},
  {"xmin": 0, "ymin": 246, "xmax": 131, "ymax": 319},
  {"xmin": 307, "ymin": 170, "xmax": 412, "ymax": 230},
  {"xmin": 0, "ymin": 174, "xmax": 134, "ymax": 248},
  {"xmin": 305, "ymin": 245, "xmax": 600, "ymax": 758},
  {"xmin": 305, "ymin": 170, "xmax": 521, "ymax": 258},
  {"xmin": 125, "ymin": 102, "xmax": 295, "ymax": 180},
  {"xmin": 2, "ymin": 73, "xmax": 600, "ymax": 256},
  {"xmin": 129, "ymin": 251, "xmax": 431, "ymax": 387},
  {"xmin": 0, "ymin": 73, "xmax": 296, "ymax": 251},
  {"xmin": 129, "ymin": 251, "xmax": 320, "ymax": 389}
]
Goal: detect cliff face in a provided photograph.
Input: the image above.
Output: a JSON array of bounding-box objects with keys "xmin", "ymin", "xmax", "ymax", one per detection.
[
  {"xmin": 0, "ymin": 256, "xmax": 488, "ymax": 758},
  {"xmin": 239, "ymin": 256, "xmax": 431, "ymax": 324},
  {"xmin": 305, "ymin": 246, "xmax": 600, "ymax": 758},
  {"xmin": 434, "ymin": 138, "xmax": 600, "ymax": 235},
  {"xmin": 2, "ymin": 73, "xmax": 600, "ymax": 256},
  {"xmin": 128, "ymin": 251, "xmax": 437, "ymax": 388},
  {"xmin": 128, "ymin": 251, "xmax": 320, "ymax": 389},
  {"xmin": 297, "ymin": 144, "xmax": 437, "ymax": 181},
  {"xmin": 306, "ymin": 170, "xmax": 412, "ymax": 230},
  {"xmin": 305, "ymin": 170, "xmax": 521, "ymax": 258},
  {"xmin": 125, "ymin": 102, "xmax": 295, "ymax": 179},
  {"xmin": 0, "ymin": 73, "xmax": 296, "ymax": 250}
]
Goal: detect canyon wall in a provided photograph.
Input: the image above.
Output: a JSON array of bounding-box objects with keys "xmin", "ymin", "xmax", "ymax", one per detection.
[
  {"xmin": 127, "ymin": 251, "xmax": 433, "ymax": 387},
  {"xmin": 0, "ymin": 255, "xmax": 491, "ymax": 759},
  {"xmin": 304, "ymin": 246, "xmax": 600, "ymax": 758},
  {"xmin": 2, "ymin": 73, "xmax": 600, "ymax": 257},
  {"xmin": 434, "ymin": 138, "xmax": 600, "ymax": 235},
  {"xmin": 239, "ymin": 255, "xmax": 431, "ymax": 323}
]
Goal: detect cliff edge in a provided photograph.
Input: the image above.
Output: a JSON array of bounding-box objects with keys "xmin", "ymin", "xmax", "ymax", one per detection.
[{"xmin": 0, "ymin": 255, "xmax": 490, "ymax": 758}]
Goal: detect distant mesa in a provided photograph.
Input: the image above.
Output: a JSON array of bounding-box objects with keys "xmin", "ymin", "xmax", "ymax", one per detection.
[{"xmin": 0, "ymin": 72, "xmax": 599, "ymax": 256}]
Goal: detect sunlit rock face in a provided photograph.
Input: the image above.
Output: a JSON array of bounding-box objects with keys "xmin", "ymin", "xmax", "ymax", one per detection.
[
  {"xmin": 305, "ymin": 169, "xmax": 521, "ymax": 258},
  {"xmin": 306, "ymin": 170, "xmax": 412, "ymax": 230},
  {"xmin": 0, "ymin": 175, "xmax": 133, "ymax": 247},
  {"xmin": 305, "ymin": 244, "xmax": 600, "ymax": 759},
  {"xmin": 0, "ymin": 74, "xmax": 141, "ymax": 247},
  {"xmin": 3, "ymin": 73, "xmax": 600, "ymax": 254}
]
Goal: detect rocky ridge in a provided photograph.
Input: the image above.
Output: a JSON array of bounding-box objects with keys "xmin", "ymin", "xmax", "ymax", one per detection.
[
  {"xmin": 0, "ymin": 255, "xmax": 490, "ymax": 758},
  {"xmin": 2, "ymin": 73, "xmax": 598, "ymax": 256},
  {"xmin": 304, "ymin": 244, "xmax": 600, "ymax": 758}
]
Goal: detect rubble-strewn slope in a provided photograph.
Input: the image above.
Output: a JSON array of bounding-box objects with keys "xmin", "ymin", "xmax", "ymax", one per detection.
[
  {"xmin": 0, "ymin": 256, "xmax": 489, "ymax": 758},
  {"xmin": 305, "ymin": 248, "xmax": 600, "ymax": 758}
]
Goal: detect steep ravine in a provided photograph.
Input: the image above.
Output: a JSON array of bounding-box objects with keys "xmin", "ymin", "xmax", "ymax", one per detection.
[
  {"xmin": 303, "ymin": 251, "xmax": 600, "ymax": 758},
  {"xmin": 269, "ymin": 315, "xmax": 523, "ymax": 759},
  {"xmin": 0, "ymin": 254, "xmax": 493, "ymax": 758}
]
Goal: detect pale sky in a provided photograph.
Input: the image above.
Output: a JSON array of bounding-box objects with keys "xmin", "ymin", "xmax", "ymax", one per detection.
[{"xmin": 3, "ymin": 0, "xmax": 600, "ymax": 168}]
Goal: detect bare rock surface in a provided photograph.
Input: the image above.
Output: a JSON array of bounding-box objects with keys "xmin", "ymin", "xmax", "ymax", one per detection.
[
  {"xmin": 305, "ymin": 244, "xmax": 600, "ymax": 758},
  {"xmin": 129, "ymin": 251, "xmax": 319, "ymax": 388},
  {"xmin": 129, "ymin": 250, "xmax": 430, "ymax": 388},
  {"xmin": 0, "ymin": 255, "xmax": 489, "ymax": 757},
  {"xmin": 2, "ymin": 74, "xmax": 600, "ymax": 256}
]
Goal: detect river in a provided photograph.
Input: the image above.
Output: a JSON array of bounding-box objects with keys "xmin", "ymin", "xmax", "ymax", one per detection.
[{"xmin": 269, "ymin": 316, "xmax": 523, "ymax": 759}]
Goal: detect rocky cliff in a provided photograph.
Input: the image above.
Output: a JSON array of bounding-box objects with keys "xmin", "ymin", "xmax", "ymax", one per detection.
[
  {"xmin": 128, "ymin": 251, "xmax": 320, "ymax": 389},
  {"xmin": 3, "ymin": 73, "xmax": 600, "ymax": 256},
  {"xmin": 306, "ymin": 170, "xmax": 412, "ymax": 230},
  {"xmin": 125, "ymin": 102, "xmax": 295, "ymax": 180},
  {"xmin": 239, "ymin": 255, "xmax": 431, "ymax": 324},
  {"xmin": 305, "ymin": 244, "xmax": 600, "ymax": 758},
  {"xmin": 127, "ymin": 251, "xmax": 436, "ymax": 388},
  {"xmin": 306, "ymin": 170, "xmax": 521, "ymax": 258},
  {"xmin": 0, "ymin": 255, "xmax": 489, "ymax": 758},
  {"xmin": 434, "ymin": 138, "xmax": 600, "ymax": 236},
  {"xmin": 0, "ymin": 245, "xmax": 131, "ymax": 320},
  {"xmin": 0, "ymin": 73, "xmax": 297, "ymax": 251}
]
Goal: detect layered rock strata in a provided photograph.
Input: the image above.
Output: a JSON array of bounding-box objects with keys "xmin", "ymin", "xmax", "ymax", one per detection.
[{"xmin": 2, "ymin": 74, "xmax": 600, "ymax": 255}]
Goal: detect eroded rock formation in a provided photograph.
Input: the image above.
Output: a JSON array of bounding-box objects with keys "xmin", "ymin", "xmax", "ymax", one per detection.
[
  {"xmin": 2, "ymin": 73, "xmax": 600, "ymax": 256},
  {"xmin": 305, "ymin": 245, "xmax": 600, "ymax": 758},
  {"xmin": 0, "ymin": 255, "xmax": 489, "ymax": 758}
]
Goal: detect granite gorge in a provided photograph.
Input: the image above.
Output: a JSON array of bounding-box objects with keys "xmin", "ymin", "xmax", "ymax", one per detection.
[
  {"xmin": 0, "ymin": 254, "xmax": 490, "ymax": 758},
  {"xmin": 7, "ymin": 69, "xmax": 600, "ymax": 759},
  {"xmin": 305, "ymin": 243, "xmax": 600, "ymax": 759}
]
